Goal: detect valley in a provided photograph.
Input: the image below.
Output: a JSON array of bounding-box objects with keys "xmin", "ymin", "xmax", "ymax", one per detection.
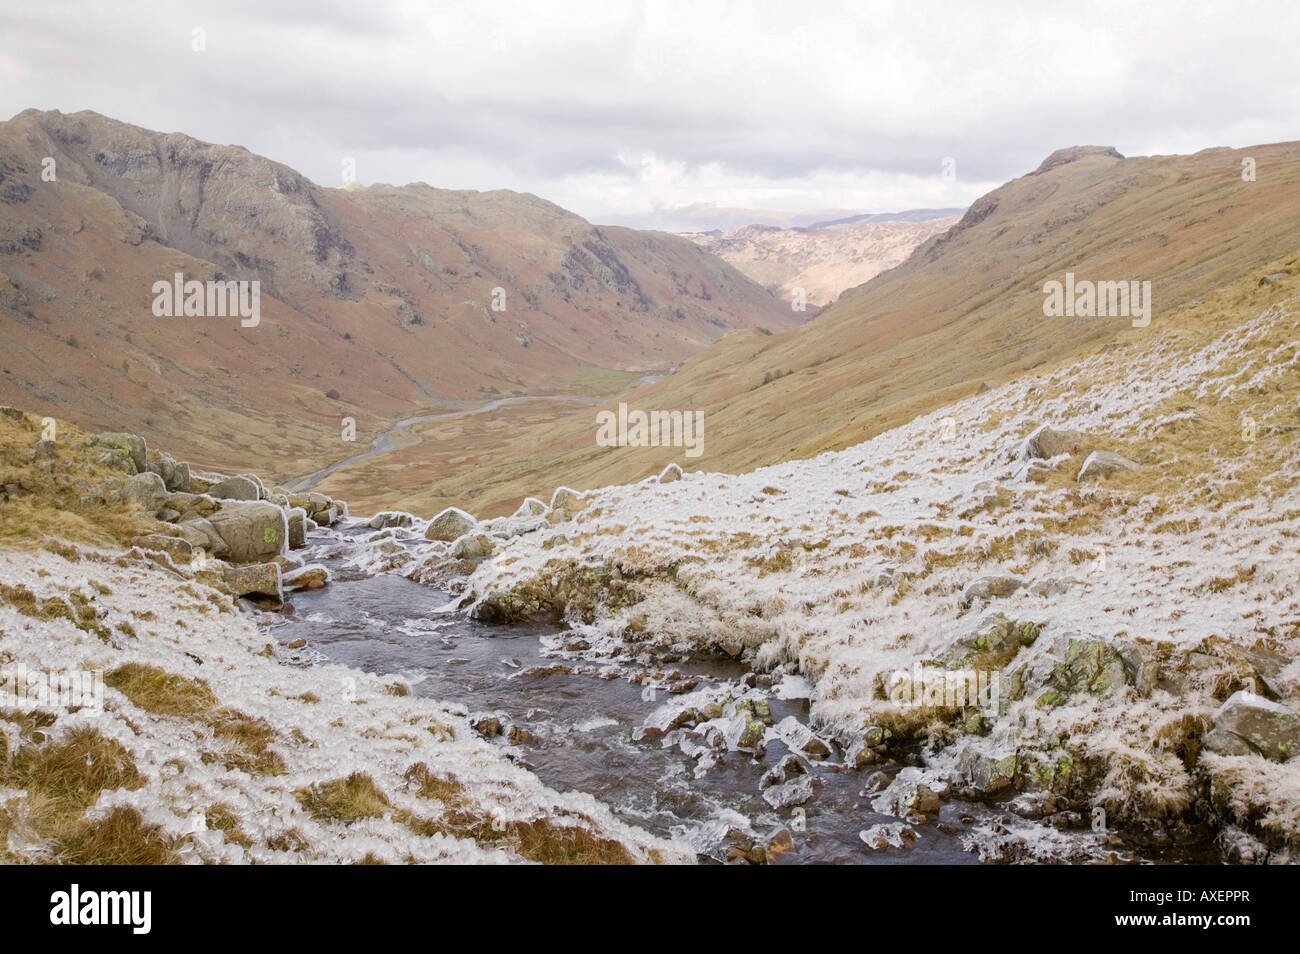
[{"xmin": 2, "ymin": 114, "xmax": 1299, "ymax": 870}]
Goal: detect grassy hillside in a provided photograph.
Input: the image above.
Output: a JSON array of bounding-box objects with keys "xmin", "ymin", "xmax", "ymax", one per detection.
[{"xmin": 343, "ymin": 142, "xmax": 1300, "ymax": 518}]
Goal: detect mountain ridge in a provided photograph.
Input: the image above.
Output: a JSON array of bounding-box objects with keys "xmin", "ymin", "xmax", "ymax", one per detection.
[
  {"xmin": 0, "ymin": 108, "xmax": 796, "ymax": 482},
  {"xmin": 352, "ymin": 137, "xmax": 1300, "ymax": 516}
]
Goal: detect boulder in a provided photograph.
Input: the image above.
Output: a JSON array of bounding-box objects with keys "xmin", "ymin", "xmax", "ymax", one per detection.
[
  {"xmin": 283, "ymin": 564, "xmax": 330, "ymax": 592},
  {"xmin": 482, "ymin": 515, "xmax": 548, "ymax": 539},
  {"xmin": 175, "ymin": 517, "xmax": 229, "ymax": 558},
  {"xmin": 208, "ymin": 475, "xmax": 261, "ymax": 501},
  {"xmin": 512, "ymin": 497, "xmax": 548, "ymax": 518},
  {"xmin": 302, "ymin": 492, "xmax": 342, "ymax": 526},
  {"xmin": 1076, "ymin": 450, "xmax": 1138, "ymax": 482},
  {"xmin": 134, "ymin": 534, "xmax": 193, "ymax": 562},
  {"xmin": 166, "ymin": 458, "xmax": 192, "ymax": 493},
  {"xmin": 761, "ymin": 775, "xmax": 816, "ymax": 809},
  {"xmin": 1206, "ymin": 691, "xmax": 1300, "ymax": 762},
  {"xmin": 859, "ymin": 822, "xmax": 918, "ymax": 850},
  {"xmin": 760, "ymin": 753, "xmax": 809, "ymax": 790},
  {"xmin": 960, "ymin": 575, "xmax": 1027, "ymax": 609},
  {"xmin": 1028, "ymin": 577, "xmax": 1079, "ymax": 598},
  {"xmin": 450, "ymin": 532, "xmax": 495, "ymax": 561},
  {"xmin": 772, "ymin": 716, "xmax": 829, "ymax": 759},
  {"xmin": 207, "ymin": 500, "xmax": 288, "ymax": 564},
  {"xmin": 1241, "ymin": 644, "xmax": 1292, "ymax": 699},
  {"xmin": 943, "ymin": 613, "xmax": 1042, "ymax": 669},
  {"xmin": 1011, "ymin": 634, "xmax": 1130, "ymax": 707},
  {"xmin": 122, "ymin": 472, "xmax": 169, "ymax": 512},
  {"xmin": 148, "ymin": 454, "xmax": 191, "ymax": 493},
  {"xmin": 657, "ymin": 462, "xmax": 683, "ymax": 484},
  {"xmin": 274, "ymin": 554, "xmax": 304, "ymax": 572},
  {"xmin": 286, "ymin": 507, "xmax": 308, "ymax": 549},
  {"xmin": 547, "ymin": 486, "xmax": 589, "ymax": 523},
  {"xmin": 88, "ymin": 432, "xmax": 146, "ymax": 474},
  {"xmin": 1052, "ymin": 637, "xmax": 1130, "ymax": 700},
  {"xmin": 188, "ymin": 470, "xmax": 228, "ymax": 494},
  {"xmin": 367, "ymin": 511, "xmax": 416, "ymax": 530},
  {"xmin": 954, "ymin": 743, "xmax": 1018, "ymax": 795},
  {"xmin": 425, "ymin": 507, "xmax": 477, "ymax": 542},
  {"xmin": 165, "ymin": 491, "xmax": 221, "ymax": 521},
  {"xmin": 874, "ymin": 774, "xmax": 945, "ymax": 817},
  {"xmin": 1014, "ymin": 424, "xmax": 1089, "ymax": 461},
  {"xmin": 221, "ymin": 562, "xmax": 282, "ymax": 600}
]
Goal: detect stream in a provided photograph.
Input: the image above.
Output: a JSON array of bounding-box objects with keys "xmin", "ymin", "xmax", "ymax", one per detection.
[{"xmin": 263, "ymin": 521, "xmax": 1001, "ymax": 864}]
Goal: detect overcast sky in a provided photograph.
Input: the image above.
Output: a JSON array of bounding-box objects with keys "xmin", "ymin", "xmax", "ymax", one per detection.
[{"xmin": 2, "ymin": 0, "xmax": 1298, "ymax": 228}]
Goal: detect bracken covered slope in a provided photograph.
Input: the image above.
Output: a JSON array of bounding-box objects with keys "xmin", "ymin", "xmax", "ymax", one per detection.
[{"xmin": 0, "ymin": 109, "xmax": 794, "ymax": 483}]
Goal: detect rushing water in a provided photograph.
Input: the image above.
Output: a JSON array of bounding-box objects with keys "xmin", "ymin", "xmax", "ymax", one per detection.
[{"xmin": 267, "ymin": 524, "xmax": 994, "ymax": 864}]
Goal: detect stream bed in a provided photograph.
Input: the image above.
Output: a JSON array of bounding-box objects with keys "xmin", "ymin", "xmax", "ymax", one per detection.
[{"xmin": 262, "ymin": 523, "xmax": 1115, "ymax": 864}]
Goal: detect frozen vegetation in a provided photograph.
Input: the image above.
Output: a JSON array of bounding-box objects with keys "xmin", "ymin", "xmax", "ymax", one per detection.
[
  {"xmin": 3, "ymin": 278, "xmax": 1298, "ymax": 864},
  {"xmin": 428, "ymin": 295, "xmax": 1300, "ymax": 861}
]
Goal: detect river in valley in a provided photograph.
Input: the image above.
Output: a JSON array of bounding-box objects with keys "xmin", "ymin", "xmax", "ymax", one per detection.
[{"xmin": 282, "ymin": 395, "xmax": 603, "ymax": 494}]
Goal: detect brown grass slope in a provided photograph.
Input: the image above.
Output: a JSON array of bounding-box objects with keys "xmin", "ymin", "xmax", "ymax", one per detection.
[
  {"xmin": 0, "ymin": 109, "xmax": 794, "ymax": 484},
  {"xmin": 374, "ymin": 142, "xmax": 1300, "ymax": 517}
]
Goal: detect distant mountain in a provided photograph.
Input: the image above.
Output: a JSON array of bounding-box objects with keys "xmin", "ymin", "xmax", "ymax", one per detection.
[
  {"xmin": 684, "ymin": 214, "xmax": 961, "ymax": 307},
  {"xmin": 0, "ymin": 109, "xmax": 797, "ymax": 479},
  {"xmin": 626, "ymin": 204, "xmax": 865, "ymax": 233},
  {"xmin": 806, "ymin": 207, "xmax": 966, "ymax": 229}
]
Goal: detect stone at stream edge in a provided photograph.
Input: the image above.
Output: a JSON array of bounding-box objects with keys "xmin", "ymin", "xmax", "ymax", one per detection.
[
  {"xmin": 1205, "ymin": 691, "xmax": 1300, "ymax": 762},
  {"xmin": 425, "ymin": 507, "xmax": 477, "ymax": 541}
]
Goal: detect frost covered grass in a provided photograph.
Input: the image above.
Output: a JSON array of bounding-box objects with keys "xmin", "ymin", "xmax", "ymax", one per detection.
[
  {"xmin": 0, "ymin": 719, "xmax": 183, "ymax": 864},
  {"xmin": 455, "ymin": 262, "xmax": 1300, "ymax": 857},
  {"xmin": 0, "ymin": 542, "xmax": 689, "ymax": 864}
]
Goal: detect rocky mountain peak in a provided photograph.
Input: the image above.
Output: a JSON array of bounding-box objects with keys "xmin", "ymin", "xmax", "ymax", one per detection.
[{"xmin": 1031, "ymin": 145, "xmax": 1125, "ymax": 176}]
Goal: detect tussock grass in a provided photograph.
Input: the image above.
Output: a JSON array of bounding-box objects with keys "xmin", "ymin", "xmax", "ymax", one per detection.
[
  {"xmin": 105, "ymin": 663, "xmax": 285, "ymax": 775},
  {"xmin": 1, "ymin": 725, "xmax": 142, "ymax": 812},
  {"xmin": 402, "ymin": 762, "xmax": 639, "ymax": 864},
  {"xmin": 0, "ymin": 722, "xmax": 179, "ymax": 863},
  {"xmin": 105, "ymin": 663, "xmax": 216, "ymax": 718},
  {"xmin": 55, "ymin": 806, "xmax": 181, "ymax": 865},
  {"xmin": 296, "ymin": 766, "xmax": 643, "ymax": 863},
  {"xmin": 0, "ymin": 583, "xmax": 112, "ymax": 641},
  {"xmin": 205, "ymin": 803, "xmax": 253, "ymax": 848},
  {"xmin": 0, "ymin": 413, "xmax": 165, "ymax": 549},
  {"xmin": 296, "ymin": 772, "xmax": 391, "ymax": 823}
]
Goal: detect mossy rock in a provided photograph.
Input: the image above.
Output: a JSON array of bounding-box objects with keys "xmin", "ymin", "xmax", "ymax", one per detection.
[
  {"xmin": 87, "ymin": 432, "xmax": 146, "ymax": 475},
  {"xmin": 943, "ymin": 613, "xmax": 1043, "ymax": 670}
]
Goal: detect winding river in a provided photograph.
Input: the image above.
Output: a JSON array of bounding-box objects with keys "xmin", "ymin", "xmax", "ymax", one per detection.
[{"xmin": 282, "ymin": 394, "xmax": 603, "ymax": 493}]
